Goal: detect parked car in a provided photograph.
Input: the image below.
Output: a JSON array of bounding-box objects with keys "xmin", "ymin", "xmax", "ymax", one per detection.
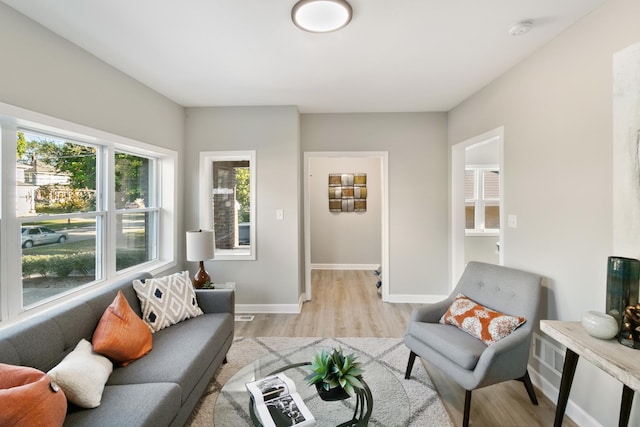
[{"xmin": 21, "ymin": 226, "xmax": 68, "ymax": 249}]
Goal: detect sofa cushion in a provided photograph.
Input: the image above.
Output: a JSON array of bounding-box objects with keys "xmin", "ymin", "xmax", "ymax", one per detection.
[
  {"xmin": 439, "ymin": 293, "xmax": 526, "ymax": 345},
  {"xmin": 64, "ymin": 383, "xmax": 181, "ymax": 427},
  {"xmin": 0, "ymin": 363, "xmax": 67, "ymax": 427},
  {"xmin": 107, "ymin": 312, "xmax": 233, "ymax": 404},
  {"xmin": 48, "ymin": 339, "xmax": 113, "ymax": 408},
  {"xmin": 133, "ymin": 271, "xmax": 204, "ymax": 333},
  {"xmin": 92, "ymin": 291, "xmax": 152, "ymax": 367},
  {"xmin": 407, "ymin": 321, "xmax": 487, "ymax": 370}
]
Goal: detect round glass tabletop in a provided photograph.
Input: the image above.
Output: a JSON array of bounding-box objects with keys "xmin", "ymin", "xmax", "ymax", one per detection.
[{"xmin": 214, "ymin": 346, "xmax": 410, "ymax": 427}]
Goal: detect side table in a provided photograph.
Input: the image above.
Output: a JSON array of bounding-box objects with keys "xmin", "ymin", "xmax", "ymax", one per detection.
[{"xmin": 540, "ymin": 320, "xmax": 640, "ymax": 427}]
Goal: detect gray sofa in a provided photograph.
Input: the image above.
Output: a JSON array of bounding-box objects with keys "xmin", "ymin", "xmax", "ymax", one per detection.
[{"xmin": 0, "ymin": 271, "xmax": 235, "ymax": 427}]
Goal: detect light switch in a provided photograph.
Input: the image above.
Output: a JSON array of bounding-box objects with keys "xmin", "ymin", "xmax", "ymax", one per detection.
[
  {"xmin": 508, "ymin": 214, "xmax": 517, "ymax": 228},
  {"xmin": 276, "ymin": 209, "xmax": 284, "ymax": 221}
]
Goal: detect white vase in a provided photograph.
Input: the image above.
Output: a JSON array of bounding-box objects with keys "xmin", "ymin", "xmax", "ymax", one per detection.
[{"xmin": 581, "ymin": 311, "xmax": 618, "ymax": 340}]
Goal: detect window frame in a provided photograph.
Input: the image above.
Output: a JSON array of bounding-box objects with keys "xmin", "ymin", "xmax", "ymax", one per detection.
[
  {"xmin": 465, "ymin": 165, "xmax": 501, "ymax": 236},
  {"xmin": 0, "ymin": 102, "xmax": 177, "ymax": 324},
  {"xmin": 199, "ymin": 150, "xmax": 256, "ymax": 261}
]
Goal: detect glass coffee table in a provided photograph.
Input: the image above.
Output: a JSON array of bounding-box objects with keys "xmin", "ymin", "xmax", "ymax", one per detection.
[{"xmin": 214, "ymin": 346, "xmax": 410, "ymax": 426}]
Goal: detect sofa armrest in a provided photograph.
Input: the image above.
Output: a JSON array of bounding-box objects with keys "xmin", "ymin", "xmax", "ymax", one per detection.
[{"xmin": 195, "ymin": 289, "xmax": 235, "ymax": 316}]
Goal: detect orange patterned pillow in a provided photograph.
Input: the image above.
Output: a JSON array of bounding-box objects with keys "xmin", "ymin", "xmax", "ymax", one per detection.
[
  {"xmin": 92, "ymin": 290, "xmax": 152, "ymax": 366},
  {"xmin": 439, "ymin": 293, "xmax": 526, "ymax": 345}
]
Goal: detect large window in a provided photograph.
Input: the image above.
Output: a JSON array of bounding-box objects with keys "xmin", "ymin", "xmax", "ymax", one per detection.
[
  {"xmin": 0, "ymin": 108, "xmax": 177, "ymax": 320},
  {"xmin": 465, "ymin": 167, "xmax": 500, "ymax": 233},
  {"xmin": 114, "ymin": 152, "xmax": 158, "ymax": 271},
  {"xmin": 18, "ymin": 132, "xmax": 102, "ymax": 307}
]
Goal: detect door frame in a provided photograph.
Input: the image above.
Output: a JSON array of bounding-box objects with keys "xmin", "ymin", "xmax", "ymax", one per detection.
[
  {"xmin": 451, "ymin": 127, "xmax": 504, "ymax": 287},
  {"xmin": 304, "ymin": 151, "xmax": 389, "ymax": 301}
]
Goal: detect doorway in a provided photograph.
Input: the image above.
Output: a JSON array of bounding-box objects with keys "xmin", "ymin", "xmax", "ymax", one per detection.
[
  {"xmin": 451, "ymin": 127, "xmax": 504, "ymax": 286},
  {"xmin": 304, "ymin": 152, "xmax": 389, "ymax": 301}
]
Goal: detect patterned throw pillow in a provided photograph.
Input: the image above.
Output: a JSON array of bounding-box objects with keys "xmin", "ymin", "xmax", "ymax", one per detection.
[
  {"xmin": 92, "ymin": 290, "xmax": 153, "ymax": 366},
  {"xmin": 439, "ymin": 293, "xmax": 526, "ymax": 346},
  {"xmin": 132, "ymin": 271, "xmax": 204, "ymax": 333}
]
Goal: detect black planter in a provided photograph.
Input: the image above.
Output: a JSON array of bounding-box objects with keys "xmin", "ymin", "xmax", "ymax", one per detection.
[{"xmin": 315, "ymin": 383, "xmax": 350, "ymax": 401}]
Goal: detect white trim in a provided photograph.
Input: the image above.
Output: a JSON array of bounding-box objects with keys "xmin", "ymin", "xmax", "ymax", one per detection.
[
  {"xmin": 304, "ymin": 151, "xmax": 389, "ymax": 302},
  {"xmin": 236, "ymin": 296, "xmax": 304, "ymax": 314},
  {"xmin": 385, "ymin": 294, "xmax": 449, "ymax": 304},
  {"xmin": 310, "ymin": 263, "xmax": 379, "ymax": 271},
  {"xmin": 529, "ymin": 366, "xmax": 602, "ymax": 427},
  {"xmin": 451, "ymin": 127, "xmax": 504, "ymax": 289}
]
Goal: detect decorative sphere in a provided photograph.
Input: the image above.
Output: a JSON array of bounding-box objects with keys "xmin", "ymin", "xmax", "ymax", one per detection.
[{"xmin": 581, "ymin": 311, "xmax": 618, "ymax": 340}]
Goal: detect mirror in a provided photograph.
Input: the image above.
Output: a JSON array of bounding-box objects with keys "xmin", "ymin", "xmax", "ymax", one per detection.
[{"xmin": 199, "ymin": 151, "xmax": 256, "ymax": 260}]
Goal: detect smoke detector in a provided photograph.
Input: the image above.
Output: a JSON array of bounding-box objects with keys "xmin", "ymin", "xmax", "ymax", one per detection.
[{"xmin": 508, "ymin": 20, "xmax": 533, "ymax": 37}]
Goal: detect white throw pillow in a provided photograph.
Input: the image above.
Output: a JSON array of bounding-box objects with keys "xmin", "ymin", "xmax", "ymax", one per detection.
[
  {"xmin": 47, "ymin": 339, "xmax": 113, "ymax": 408},
  {"xmin": 133, "ymin": 271, "xmax": 204, "ymax": 333}
]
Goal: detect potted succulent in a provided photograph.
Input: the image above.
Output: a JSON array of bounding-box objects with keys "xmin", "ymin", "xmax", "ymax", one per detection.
[{"xmin": 304, "ymin": 347, "xmax": 365, "ymax": 401}]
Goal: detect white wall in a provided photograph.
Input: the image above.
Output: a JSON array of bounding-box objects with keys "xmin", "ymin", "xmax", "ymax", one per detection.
[
  {"xmin": 464, "ymin": 236, "xmax": 499, "ymax": 265},
  {"xmin": 309, "ymin": 156, "xmax": 381, "ymax": 266},
  {"xmin": 184, "ymin": 106, "xmax": 302, "ymax": 308},
  {"xmin": 301, "ymin": 113, "xmax": 449, "ymax": 298},
  {"xmin": 449, "ymin": 0, "xmax": 640, "ymax": 425}
]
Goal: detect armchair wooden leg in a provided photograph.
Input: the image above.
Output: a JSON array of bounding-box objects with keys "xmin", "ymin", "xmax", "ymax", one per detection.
[
  {"xmin": 463, "ymin": 390, "xmax": 472, "ymax": 427},
  {"xmin": 517, "ymin": 370, "xmax": 539, "ymax": 405},
  {"xmin": 404, "ymin": 351, "xmax": 417, "ymax": 379}
]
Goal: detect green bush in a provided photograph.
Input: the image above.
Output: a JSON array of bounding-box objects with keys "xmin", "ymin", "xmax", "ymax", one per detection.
[
  {"xmin": 22, "ymin": 255, "xmax": 37, "ymax": 278},
  {"xmin": 116, "ymin": 250, "xmax": 146, "ymax": 271},
  {"xmin": 31, "ymin": 255, "xmax": 51, "ymax": 278},
  {"xmin": 50, "ymin": 255, "xmax": 76, "ymax": 278},
  {"xmin": 72, "ymin": 252, "xmax": 95, "ymax": 275},
  {"xmin": 22, "ymin": 250, "xmax": 146, "ymax": 278}
]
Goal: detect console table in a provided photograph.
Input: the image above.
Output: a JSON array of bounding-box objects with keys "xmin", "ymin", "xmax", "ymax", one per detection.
[{"xmin": 540, "ymin": 320, "xmax": 640, "ymax": 427}]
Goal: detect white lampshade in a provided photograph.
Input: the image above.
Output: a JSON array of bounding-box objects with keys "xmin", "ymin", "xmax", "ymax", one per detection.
[
  {"xmin": 292, "ymin": 0, "xmax": 352, "ymax": 33},
  {"xmin": 186, "ymin": 230, "xmax": 215, "ymax": 261}
]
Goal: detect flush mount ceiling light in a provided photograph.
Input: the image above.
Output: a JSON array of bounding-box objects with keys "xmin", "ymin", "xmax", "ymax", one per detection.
[
  {"xmin": 508, "ymin": 20, "xmax": 533, "ymax": 37},
  {"xmin": 292, "ymin": 0, "xmax": 353, "ymax": 33}
]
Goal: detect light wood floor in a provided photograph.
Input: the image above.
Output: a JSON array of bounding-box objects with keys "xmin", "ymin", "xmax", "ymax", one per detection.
[{"xmin": 235, "ymin": 270, "xmax": 577, "ymax": 427}]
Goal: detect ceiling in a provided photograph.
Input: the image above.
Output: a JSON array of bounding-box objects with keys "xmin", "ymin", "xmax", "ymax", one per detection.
[{"xmin": 2, "ymin": 0, "xmax": 607, "ymax": 113}]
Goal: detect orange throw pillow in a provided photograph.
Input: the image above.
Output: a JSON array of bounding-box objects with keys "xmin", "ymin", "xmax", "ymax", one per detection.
[
  {"xmin": 0, "ymin": 363, "xmax": 67, "ymax": 427},
  {"xmin": 439, "ymin": 293, "xmax": 526, "ymax": 345},
  {"xmin": 93, "ymin": 290, "xmax": 152, "ymax": 366}
]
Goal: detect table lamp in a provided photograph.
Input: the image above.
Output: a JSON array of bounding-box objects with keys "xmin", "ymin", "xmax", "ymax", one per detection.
[{"xmin": 186, "ymin": 229, "xmax": 215, "ymax": 288}]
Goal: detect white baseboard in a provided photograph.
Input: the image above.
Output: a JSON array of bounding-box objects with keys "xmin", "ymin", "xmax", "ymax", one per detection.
[
  {"xmin": 529, "ymin": 366, "xmax": 602, "ymax": 427},
  {"xmin": 235, "ymin": 296, "xmax": 304, "ymax": 314},
  {"xmin": 310, "ymin": 263, "xmax": 380, "ymax": 271},
  {"xmin": 385, "ymin": 294, "xmax": 449, "ymax": 304}
]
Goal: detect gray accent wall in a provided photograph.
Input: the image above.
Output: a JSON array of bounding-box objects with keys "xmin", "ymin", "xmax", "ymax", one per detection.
[
  {"xmin": 184, "ymin": 106, "xmax": 302, "ymax": 306},
  {"xmin": 449, "ymin": 1, "xmax": 640, "ymax": 425},
  {"xmin": 0, "ymin": 2, "xmax": 185, "ymax": 265},
  {"xmin": 0, "ymin": 3, "xmax": 184, "ymax": 152},
  {"xmin": 301, "ymin": 113, "xmax": 449, "ymax": 297},
  {"xmin": 309, "ymin": 156, "xmax": 382, "ymax": 265}
]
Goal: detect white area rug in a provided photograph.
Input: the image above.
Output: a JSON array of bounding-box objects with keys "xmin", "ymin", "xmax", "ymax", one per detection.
[{"xmin": 186, "ymin": 336, "xmax": 452, "ymax": 426}]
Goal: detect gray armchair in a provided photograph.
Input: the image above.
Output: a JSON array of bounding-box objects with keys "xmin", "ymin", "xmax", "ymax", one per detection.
[{"xmin": 404, "ymin": 261, "xmax": 542, "ymax": 427}]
